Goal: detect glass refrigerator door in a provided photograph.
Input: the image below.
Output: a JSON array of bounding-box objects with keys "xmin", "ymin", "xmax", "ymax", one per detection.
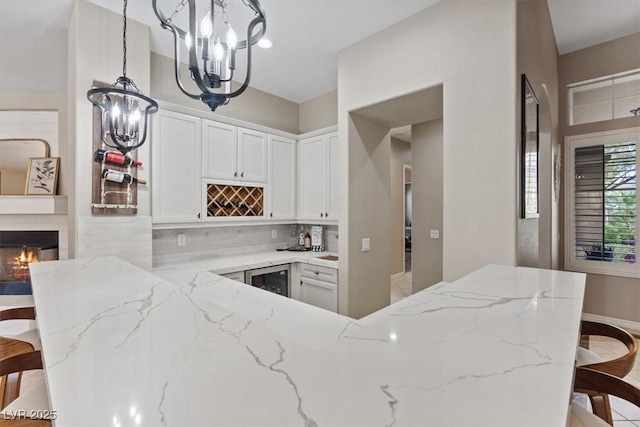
[{"xmin": 248, "ymin": 268, "xmax": 289, "ymax": 297}]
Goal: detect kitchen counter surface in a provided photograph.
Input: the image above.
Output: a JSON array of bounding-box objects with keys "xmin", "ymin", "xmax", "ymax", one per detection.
[{"xmin": 30, "ymin": 257, "xmax": 585, "ymax": 426}]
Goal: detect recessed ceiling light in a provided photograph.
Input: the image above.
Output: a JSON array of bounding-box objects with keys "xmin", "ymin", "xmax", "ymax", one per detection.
[{"xmin": 258, "ymin": 38, "xmax": 273, "ymax": 49}]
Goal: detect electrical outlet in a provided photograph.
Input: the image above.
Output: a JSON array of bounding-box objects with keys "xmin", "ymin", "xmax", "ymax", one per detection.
[
  {"xmin": 362, "ymin": 238, "xmax": 370, "ymax": 252},
  {"xmin": 272, "ymin": 229, "xmax": 277, "ymax": 239},
  {"xmin": 177, "ymin": 233, "xmax": 186, "ymax": 247},
  {"xmin": 430, "ymin": 230, "xmax": 440, "ymax": 239}
]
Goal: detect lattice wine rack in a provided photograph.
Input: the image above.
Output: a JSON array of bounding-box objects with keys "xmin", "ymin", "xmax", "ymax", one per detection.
[{"xmin": 206, "ymin": 184, "xmax": 264, "ymax": 217}]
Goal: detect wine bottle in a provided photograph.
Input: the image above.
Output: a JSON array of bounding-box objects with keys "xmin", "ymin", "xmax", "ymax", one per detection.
[
  {"xmin": 102, "ymin": 169, "xmax": 147, "ymax": 185},
  {"xmin": 95, "ymin": 149, "xmax": 142, "ymax": 167}
]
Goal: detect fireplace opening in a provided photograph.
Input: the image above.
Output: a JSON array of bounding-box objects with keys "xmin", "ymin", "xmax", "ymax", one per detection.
[{"xmin": 0, "ymin": 231, "xmax": 58, "ymax": 294}]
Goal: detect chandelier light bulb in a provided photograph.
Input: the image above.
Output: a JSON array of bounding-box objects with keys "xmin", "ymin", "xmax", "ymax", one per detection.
[
  {"xmin": 111, "ymin": 103, "xmax": 121, "ymax": 118},
  {"xmin": 257, "ymin": 38, "xmax": 272, "ymax": 49},
  {"xmin": 213, "ymin": 37, "xmax": 224, "ymax": 61},
  {"xmin": 131, "ymin": 108, "xmax": 141, "ymax": 122},
  {"xmin": 152, "ymin": 0, "xmax": 266, "ymax": 111},
  {"xmin": 200, "ymin": 13, "xmax": 213, "ymax": 38},
  {"xmin": 226, "ymin": 26, "xmax": 237, "ymax": 50}
]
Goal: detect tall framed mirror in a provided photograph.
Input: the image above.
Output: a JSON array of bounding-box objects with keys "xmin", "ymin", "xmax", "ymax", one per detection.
[
  {"xmin": 521, "ymin": 74, "xmax": 539, "ymax": 218},
  {"xmin": 0, "ymin": 138, "xmax": 51, "ymax": 194}
]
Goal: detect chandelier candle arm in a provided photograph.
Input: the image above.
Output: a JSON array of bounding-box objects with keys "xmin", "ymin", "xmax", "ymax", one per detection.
[
  {"xmin": 152, "ymin": 0, "xmax": 266, "ymax": 111},
  {"xmin": 86, "ymin": 0, "xmax": 158, "ymax": 154}
]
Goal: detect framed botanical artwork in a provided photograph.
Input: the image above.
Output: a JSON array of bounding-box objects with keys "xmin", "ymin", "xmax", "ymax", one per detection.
[{"xmin": 25, "ymin": 157, "xmax": 60, "ymax": 195}]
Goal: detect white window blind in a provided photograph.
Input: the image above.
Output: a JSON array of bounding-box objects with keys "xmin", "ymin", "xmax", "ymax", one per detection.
[
  {"xmin": 566, "ymin": 128, "xmax": 639, "ymax": 278},
  {"xmin": 569, "ymin": 69, "xmax": 640, "ymax": 125}
]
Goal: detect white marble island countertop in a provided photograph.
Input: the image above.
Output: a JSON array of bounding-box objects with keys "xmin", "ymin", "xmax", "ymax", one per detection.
[{"xmin": 30, "ymin": 257, "xmax": 585, "ymax": 426}]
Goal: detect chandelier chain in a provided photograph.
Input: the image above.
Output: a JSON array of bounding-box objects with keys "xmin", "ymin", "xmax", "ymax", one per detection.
[
  {"xmin": 122, "ymin": 0, "xmax": 128, "ymax": 78},
  {"xmin": 167, "ymin": 0, "xmax": 189, "ymax": 23}
]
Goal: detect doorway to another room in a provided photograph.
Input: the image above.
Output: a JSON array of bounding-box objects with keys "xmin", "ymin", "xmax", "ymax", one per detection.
[
  {"xmin": 404, "ymin": 164, "xmax": 412, "ymax": 274},
  {"xmin": 392, "ymin": 161, "xmax": 413, "ymax": 304}
]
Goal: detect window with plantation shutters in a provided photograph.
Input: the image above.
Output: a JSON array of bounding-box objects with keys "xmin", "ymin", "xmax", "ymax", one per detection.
[{"xmin": 566, "ymin": 128, "xmax": 639, "ymax": 278}]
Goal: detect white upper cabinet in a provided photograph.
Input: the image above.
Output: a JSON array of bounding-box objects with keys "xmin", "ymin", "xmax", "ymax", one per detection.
[
  {"xmin": 238, "ymin": 128, "xmax": 268, "ymax": 183},
  {"xmin": 202, "ymin": 120, "xmax": 237, "ymax": 181},
  {"xmin": 297, "ymin": 131, "xmax": 338, "ymax": 222},
  {"xmin": 267, "ymin": 135, "xmax": 296, "ymax": 220},
  {"xmin": 326, "ymin": 131, "xmax": 339, "ymax": 220},
  {"xmin": 202, "ymin": 119, "xmax": 267, "ymax": 183},
  {"xmin": 152, "ymin": 110, "xmax": 202, "ymax": 223}
]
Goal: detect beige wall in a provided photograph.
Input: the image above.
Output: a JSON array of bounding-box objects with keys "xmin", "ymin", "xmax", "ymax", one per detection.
[
  {"xmin": 340, "ymin": 113, "xmax": 391, "ymax": 317},
  {"xmin": 390, "ymin": 137, "xmax": 411, "ymax": 275},
  {"xmin": 338, "ymin": 0, "xmax": 517, "ymax": 317},
  {"xmin": 299, "ymin": 91, "xmax": 338, "ymax": 133},
  {"xmin": 559, "ymin": 33, "xmax": 640, "ymax": 324},
  {"xmin": 150, "ymin": 53, "xmax": 300, "ymax": 134},
  {"xmin": 516, "ymin": 0, "xmax": 560, "ymax": 269},
  {"xmin": 411, "ymin": 119, "xmax": 443, "ymax": 292}
]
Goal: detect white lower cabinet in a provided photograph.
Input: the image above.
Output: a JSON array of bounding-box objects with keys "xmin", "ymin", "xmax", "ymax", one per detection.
[
  {"xmin": 220, "ymin": 271, "xmax": 245, "ymax": 283},
  {"xmin": 294, "ymin": 263, "xmax": 338, "ymax": 312}
]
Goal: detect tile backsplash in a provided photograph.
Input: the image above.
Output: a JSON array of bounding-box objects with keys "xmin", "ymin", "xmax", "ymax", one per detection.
[{"xmin": 153, "ymin": 224, "xmax": 338, "ymax": 267}]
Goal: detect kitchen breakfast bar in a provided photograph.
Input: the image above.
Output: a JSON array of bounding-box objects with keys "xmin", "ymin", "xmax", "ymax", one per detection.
[{"xmin": 29, "ymin": 257, "xmax": 585, "ymax": 426}]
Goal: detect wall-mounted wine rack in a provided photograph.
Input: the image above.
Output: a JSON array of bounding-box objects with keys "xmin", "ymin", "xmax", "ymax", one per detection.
[
  {"xmin": 206, "ymin": 184, "xmax": 264, "ymax": 217},
  {"xmin": 90, "ymin": 80, "xmax": 138, "ymax": 215}
]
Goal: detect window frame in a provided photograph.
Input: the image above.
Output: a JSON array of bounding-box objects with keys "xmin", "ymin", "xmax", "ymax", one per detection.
[
  {"xmin": 564, "ymin": 127, "xmax": 640, "ymax": 279},
  {"xmin": 568, "ymin": 68, "xmax": 640, "ymax": 126}
]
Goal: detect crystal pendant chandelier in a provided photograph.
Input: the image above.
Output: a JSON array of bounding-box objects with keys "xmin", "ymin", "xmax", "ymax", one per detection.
[
  {"xmin": 87, "ymin": 0, "xmax": 159, "ymax": 154},
  {"xmin": 152, "ymin": 0, "xmax": 266, "ymax": 111}
]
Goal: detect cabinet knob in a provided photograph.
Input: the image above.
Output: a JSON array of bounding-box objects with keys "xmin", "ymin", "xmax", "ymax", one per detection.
[
  {"xmin": 314, "ymin": 271, "xmax": 319, "ymax": 275},
  {"xmin": 197, "ymin": 213, "xmax": 201, "ymax": 219},
  {"xmin": 241, "ymin": 172, "xmax": 244, "ymax": 178},
  {"xmin": 325, "ymin": 212, "xmax": 328, "ymax": 217},
  {"xmin": 270, "ymin": 212, "xmax": 273, "ymax": 218},
  {"xmin": 320, "ymin": 213, "xmax": 324, "ymax": 218},
  {"xmin": 234, "ymin": 171, "xmax": 238, "ymax": 178}
]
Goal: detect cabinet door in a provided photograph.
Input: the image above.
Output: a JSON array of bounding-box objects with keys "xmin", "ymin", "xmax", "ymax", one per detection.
[
  {"xmin": 300, "ymin": 277, "xmax": 337, "ymax": 312},
  {"xmin": 238, "ymin": 127, "xmax": 267, "ymax": 182},
  {"xmin": 202, "ymin": 120, "xmax": 238, "ymax": 180},
  {"xmin": 152, "ymin": 110, "xmax": 201, "ymax": 223},
  {"xmin": 298, "ymin": 135, "xmax": 327, "ymax": 220},
  {"xmin": 221, "ymin": 271, "xmax": 245, "ymax": 283},
  {"xmin": 268, "ymin": 135, "xmax": 296, "ymax": 219},
  {"xmin": 326, "ymin": 131, "xmax": 339, "ymax": 220}
]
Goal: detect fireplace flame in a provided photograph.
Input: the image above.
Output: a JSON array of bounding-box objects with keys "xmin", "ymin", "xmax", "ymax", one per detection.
[
  {"xmin": 10, "ymin": 248, "xmax": 39, "ymax": 281},
  {"xmin": 18, "ymin": 248, "xmax": 38, "ymax": 265}
]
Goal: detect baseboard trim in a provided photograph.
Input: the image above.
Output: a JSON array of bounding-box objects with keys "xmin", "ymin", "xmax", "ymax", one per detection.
[{"xmin": 581, "ymin": 313, "xmax": 640, "ymax": 335}]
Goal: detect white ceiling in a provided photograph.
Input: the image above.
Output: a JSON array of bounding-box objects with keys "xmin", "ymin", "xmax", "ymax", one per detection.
[
  {"xmin": 547, "ymin": 0, "xmax": 640, "ymax": 54},
  {"xmin": 0, "ymin": 0, "xmax": 639, "ymax": 103}
]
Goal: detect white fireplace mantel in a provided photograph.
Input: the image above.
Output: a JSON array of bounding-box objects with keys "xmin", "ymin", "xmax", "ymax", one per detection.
[
  {"xmin": 0, "ymin": 195, "xmax": 68, "ymax": 215},
  {"xmin": 0, "ymin": 196, "xmax": 69, "ymax": 260}
]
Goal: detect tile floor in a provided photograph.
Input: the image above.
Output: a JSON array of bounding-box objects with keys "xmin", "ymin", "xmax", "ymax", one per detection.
[
  {"xmin": 390, "ymin": 277, "xmax": 640, "ymax": 426},
  {"xmin": 391, "ymin": 271, "xmax": 412, "ymax": 304}
]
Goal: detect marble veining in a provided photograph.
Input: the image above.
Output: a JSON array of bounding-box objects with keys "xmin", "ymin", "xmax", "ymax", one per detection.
[{"xmin": 30, "ymin": 257, "xmax": 585, "ymax": 426}]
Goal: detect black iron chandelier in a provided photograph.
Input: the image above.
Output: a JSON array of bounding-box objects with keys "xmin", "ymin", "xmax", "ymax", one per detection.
[
  {"xmin": 152, "ymin": 0, "xmax": 266, "ymax": 111},
  {"xmin": 87, "ymin": 0, "xmax": 158, "ymax": 154}
]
